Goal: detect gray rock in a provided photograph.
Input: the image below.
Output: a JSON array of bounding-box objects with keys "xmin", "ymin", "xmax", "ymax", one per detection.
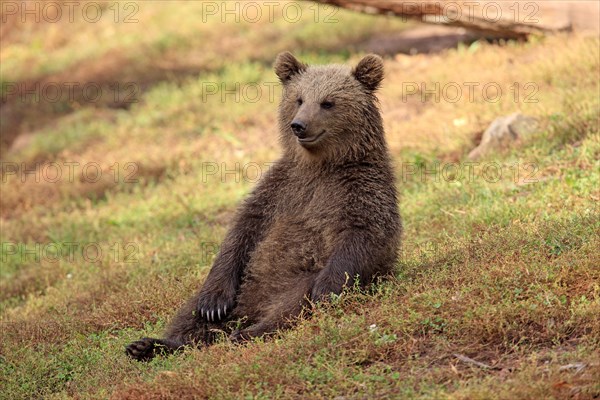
[{"xmin": 468, "ymin": 113, "xmax": 538, "ymax": 160}]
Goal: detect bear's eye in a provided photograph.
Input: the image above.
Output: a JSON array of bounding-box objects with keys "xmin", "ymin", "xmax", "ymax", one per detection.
[
  {"xmin": 321, "ymin": 101, "xmax": 334, "ymax": 110},
  {"xmin": 297, "ymin": 98, "xmax": 303, "ymax": 106}
]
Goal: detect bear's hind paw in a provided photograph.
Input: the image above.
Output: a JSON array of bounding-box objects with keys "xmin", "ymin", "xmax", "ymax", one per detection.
[{"xmin": 125, "ymin": 337, "xmax": 168, "ymax": 362}]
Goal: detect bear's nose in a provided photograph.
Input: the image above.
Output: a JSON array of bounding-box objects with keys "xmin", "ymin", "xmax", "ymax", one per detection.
[{"xmin": 291, "ymin": 120, "xmax": 307, "ymax": 137}]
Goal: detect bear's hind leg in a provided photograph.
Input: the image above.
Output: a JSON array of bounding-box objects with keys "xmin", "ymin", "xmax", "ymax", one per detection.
[
  {"xmin": 230, "ymin": 275, "xmax": 313, "ymax": 343},
  {"xmin": 126, "ymin": 337, "xmax": 183, "ymax": 361},
  {"xmin": 229, "ymin": 320, "xmax": 276, "ymax": 343},
  {"xmin": 126, "ymin": 292, "xmax": 227, "ymax": 361}
]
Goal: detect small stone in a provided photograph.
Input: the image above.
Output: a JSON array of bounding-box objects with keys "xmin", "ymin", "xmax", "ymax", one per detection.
[{"xmin": 468, "ymin": 113, "xmax": 538, "ymax": 160}]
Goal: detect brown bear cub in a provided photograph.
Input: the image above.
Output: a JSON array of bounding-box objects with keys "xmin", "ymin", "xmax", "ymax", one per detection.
[{"xmin": 126, "ymin": 52, "xmax": 401, "ymax": 361}]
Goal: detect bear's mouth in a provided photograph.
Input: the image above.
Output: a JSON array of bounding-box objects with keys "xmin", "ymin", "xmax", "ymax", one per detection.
[{"xmin": 298, "ymin": 130, "xmax": 326, "ymax": 145}]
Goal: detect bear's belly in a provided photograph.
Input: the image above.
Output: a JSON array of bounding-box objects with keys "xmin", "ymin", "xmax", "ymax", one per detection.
[
  {"xmin": 249, "ymin": 215, "xmax": 332, "ymax": 277},
  {"xmin": 233, "ymin": 215, "xmax": 334, "ymax": 321}
]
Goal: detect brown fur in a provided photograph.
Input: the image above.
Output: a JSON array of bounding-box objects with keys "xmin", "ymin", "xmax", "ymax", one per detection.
[{"xmin": 126, "ymin": 53, "xmax": 401, "ymax": 361}]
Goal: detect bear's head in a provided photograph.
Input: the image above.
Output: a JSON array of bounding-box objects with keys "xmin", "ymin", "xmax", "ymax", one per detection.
[{"xmin": 274, "ymin": 52, "xmax": 386, "ymax": 163}]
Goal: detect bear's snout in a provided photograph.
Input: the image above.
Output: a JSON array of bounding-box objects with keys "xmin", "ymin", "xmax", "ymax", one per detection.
[{"xmin": 291, "ymin": 120, "xmax": 307, "ymax": 138}]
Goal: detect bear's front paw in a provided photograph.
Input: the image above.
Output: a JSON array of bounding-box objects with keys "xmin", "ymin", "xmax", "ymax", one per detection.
[
  {"xmin": 310, "ymin": 275, "xmax": 343, "ymax": 303},
  {"xmin": 196, "ymin": 284, "xmax": 236, "ymax": 322},
  {"xmin": 310, "ymin": 283, "xmax": 333, "ymax": 303}
]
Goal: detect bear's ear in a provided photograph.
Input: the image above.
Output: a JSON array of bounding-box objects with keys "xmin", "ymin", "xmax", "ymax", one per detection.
[
  {"xmin": 352, "ymin": 54, "xmax": 384, "ymax": 92},
  {"xmin": 274, "ymin": 52, "xmax": 307, "ymax": 84}
]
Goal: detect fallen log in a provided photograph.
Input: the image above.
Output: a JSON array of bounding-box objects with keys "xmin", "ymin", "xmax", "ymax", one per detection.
[{"xmin": 313, "ymin": 1, "xmax": 580, "ymax": 38}]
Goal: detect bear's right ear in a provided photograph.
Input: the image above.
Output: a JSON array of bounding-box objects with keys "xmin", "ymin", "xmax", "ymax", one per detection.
[{"xmin": 274, "ymin": 52, "xmax": 307, "ymax": 84}]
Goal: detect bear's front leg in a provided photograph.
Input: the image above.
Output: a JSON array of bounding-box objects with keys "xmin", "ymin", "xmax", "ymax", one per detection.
[
  {"xmin": 310, "ymin": 232, "xmax": 376, "ymax": 303},
  {"xmin": 310, "ymin": 270, "xmax": 349, "ymax": 303},
  {"xmin": 195, "ymin": 225, "xmax": 263, "ymax": 322},
  {"xmin": 195, "ymin": 179, "xmax": 278, "ymax": 322},
  {"xmin": 196, "ymin": 273, "xmax": 239, "ymax": 322}
]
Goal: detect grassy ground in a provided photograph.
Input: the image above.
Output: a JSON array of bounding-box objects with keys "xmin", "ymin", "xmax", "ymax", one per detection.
[{"xmin": 1, "ymin": 2, "xmax": 599, "ymax": 399}]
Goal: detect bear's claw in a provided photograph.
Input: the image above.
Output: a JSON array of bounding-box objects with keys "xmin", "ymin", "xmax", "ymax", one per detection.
[{"xmin": 196, "ymin": 288, "xmax": 236, "ymax": 322}]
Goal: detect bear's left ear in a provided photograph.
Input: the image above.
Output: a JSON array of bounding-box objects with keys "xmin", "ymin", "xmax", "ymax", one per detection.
[
  {"xmin": 352, "ymin": 54, "xmax": 384, "ymax": 92},
  {"xmin": 274, "ymin": 52, "xmax": 308, "ymax": 84}
]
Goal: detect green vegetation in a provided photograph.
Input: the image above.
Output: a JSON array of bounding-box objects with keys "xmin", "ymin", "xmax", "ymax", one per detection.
[{"xmin": 1, "ymin": 2, "xmax": 598, "ymax": 399}]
